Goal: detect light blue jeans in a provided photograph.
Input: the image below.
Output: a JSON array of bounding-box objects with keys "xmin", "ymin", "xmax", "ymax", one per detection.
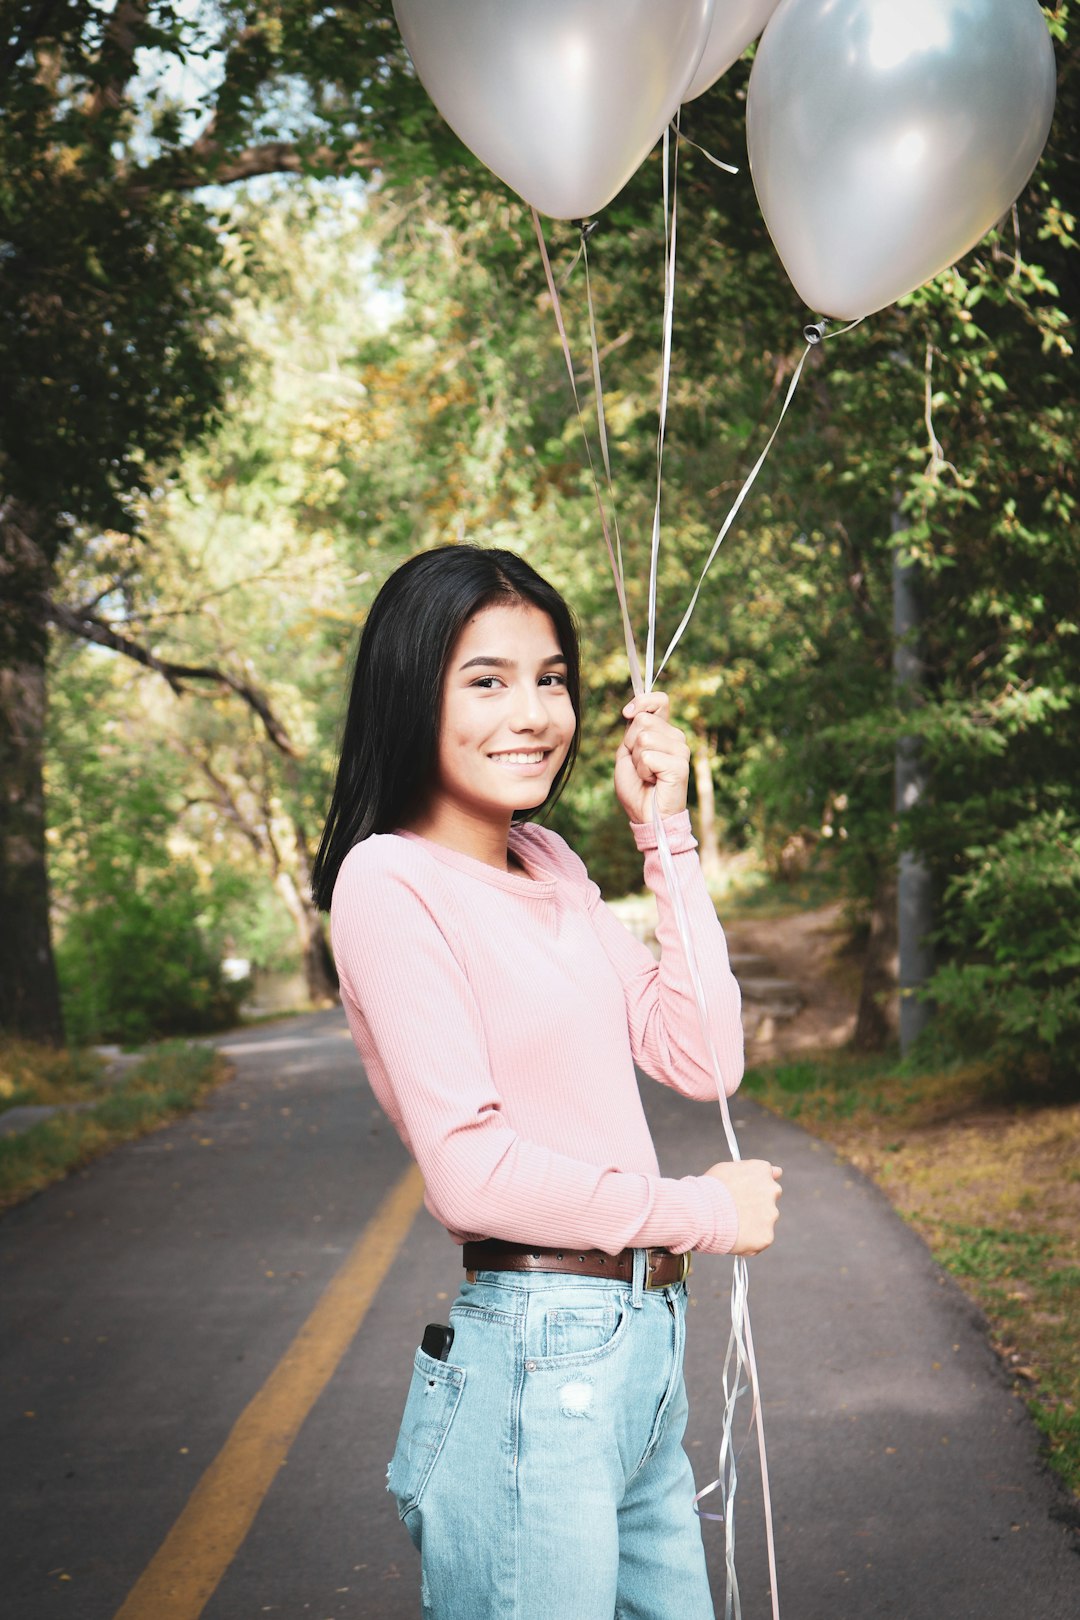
[{"xmin": 386, "ymin": 1252, "xmax": 715, "ymax": 1619}]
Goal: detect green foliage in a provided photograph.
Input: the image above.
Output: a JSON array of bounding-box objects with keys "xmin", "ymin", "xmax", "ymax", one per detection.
[
  {"xmin": 43, "ymin": 185, "xmax": 389, "ymax": 1005},
  {"xmin": 56, "ymin": 872, "xmax": 245, "ymax": 1046},
  {"xmin": 719, "ymin": 860, "xmax": 844, "ymax": 919},
  {"xmin": 0, "ymin": 4, "xmax": 453, "ymax": 1039},
  {"xmin": 230, "ymin": 885, "xmax": 306, "ymax": 979},
  {"xmin": 927, "ymin": 813, "xmax": 1080, "ymax": 1077},
  {"xmin": 2, "ymin": 8, "xmax": 222, "ymax": 536},
  {"xmin": 46, "ymin": 655, "xmax": 248, "ymax": 1043},
  {"xmin": 544, "ymin": 785, "xmax": 645, "ymax": 901},
  {"xmin": 0, "ymin": 2, "xmax": 448, "ymax": 536}
]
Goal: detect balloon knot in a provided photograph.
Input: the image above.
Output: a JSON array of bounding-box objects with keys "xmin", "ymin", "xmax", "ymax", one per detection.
[
  {"xmin": 574, "ymin": 218, "xmax": 600, "ymax": 244},
  {"xmin": 804, "ymin": 318, "xmax": 830, "ymax": 345}
]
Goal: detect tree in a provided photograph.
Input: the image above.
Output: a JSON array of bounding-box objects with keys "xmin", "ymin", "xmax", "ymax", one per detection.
[
  {"xmin": 42, "ymin": 185, "xmax": 409, "ymax": 1005},
  {"xmin": 0, "ymin": 1, "xmax": 442, "ymax": 1039},
  {"xmin": 46, "ymin": 647, "xmax": 252, "ymax": 1042}
]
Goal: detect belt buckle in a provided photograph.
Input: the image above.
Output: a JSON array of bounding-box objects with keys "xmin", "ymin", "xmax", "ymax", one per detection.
[{"xmin": 646, "ymin": 1249, "xmax": 691, "ymax": 1289}]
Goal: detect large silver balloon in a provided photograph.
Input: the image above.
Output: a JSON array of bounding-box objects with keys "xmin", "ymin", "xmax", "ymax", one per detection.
[
  {"xmin": 683, "ymin": 0, "xmax": 782, "ymax": 100},
  {"xmin": 746, "ymin": 0, "xmax": 1057, "ymax": 319},
  {"xmin": 393, "ymin": 0, "xmax": 715, "ymax": 220}
]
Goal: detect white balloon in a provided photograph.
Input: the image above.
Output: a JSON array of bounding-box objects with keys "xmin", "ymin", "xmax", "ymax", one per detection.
[
  {"xmin": 393, "ymin": 0, "xmax": 716, "ymax": 219},
  {"xmin": 683, "ymin": 0, "xmax": 782, "ymax": 100},
  {"xmin": 746, "ymin": 0, "xmax": 1057, "ymax": 319}
]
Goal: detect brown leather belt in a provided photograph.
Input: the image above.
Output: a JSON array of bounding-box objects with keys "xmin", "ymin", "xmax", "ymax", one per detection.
[{"xmin": 462, "ymin": 1240, "xmax": 691, "ymax": 1289}]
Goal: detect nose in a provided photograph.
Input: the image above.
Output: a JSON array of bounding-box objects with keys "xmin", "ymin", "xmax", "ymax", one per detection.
[{"xmin": 509, "ymin": 679, "xmax": 548, "ymax": 732}]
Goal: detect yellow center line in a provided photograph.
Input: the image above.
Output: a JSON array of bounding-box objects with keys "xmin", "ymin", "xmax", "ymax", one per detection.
[{"xmin": 113, "ymin": 1163, "xmax": 425, "ymax": 1620}]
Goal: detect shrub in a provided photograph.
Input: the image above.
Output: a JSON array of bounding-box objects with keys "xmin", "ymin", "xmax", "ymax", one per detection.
[
  {"xmin": 56, "ymin": 869, "xmax": 247, "ymax": 1046},
  {"xmin": 928, "ymin": 812, "xmax": 1080, "ymax": 1082}
]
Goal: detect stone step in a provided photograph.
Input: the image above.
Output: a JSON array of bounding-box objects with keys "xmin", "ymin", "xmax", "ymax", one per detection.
[
  {"xmin": 737, "ymin": 977, "xmax": 804, "ymax": 1019},
  {"xmin": 737, "ymin": 974, "xmax": 803, "ymax": 1000},
  {"xmin": 728, "ymin": 953, "xmax": 773, "ymax": 975}
]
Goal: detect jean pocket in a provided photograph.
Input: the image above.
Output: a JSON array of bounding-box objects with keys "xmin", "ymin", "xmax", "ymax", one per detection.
[
  {"xmin": 386, "ymin": 1349, "xmax": 465, "ymax": 1520},
  {"xmin": 542, "ymin": 1302, "xmax": 621, "ymax": 1360}
]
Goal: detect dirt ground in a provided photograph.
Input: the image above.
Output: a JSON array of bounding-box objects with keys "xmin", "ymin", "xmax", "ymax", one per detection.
[{"xmin": 725, "ymin": 900, "xmax": 861, "ymax": 1061}]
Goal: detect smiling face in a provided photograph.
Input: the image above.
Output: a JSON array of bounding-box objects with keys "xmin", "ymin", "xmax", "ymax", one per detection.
[{"xmin": 414, "ymin": 598, "xmax": 576, "ymax": 857}]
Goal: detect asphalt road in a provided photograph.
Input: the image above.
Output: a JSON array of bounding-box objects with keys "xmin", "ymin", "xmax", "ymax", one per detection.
[{"xmin": 1, "ymin": 1008, "xmax": 1076, "ymax": 1619}]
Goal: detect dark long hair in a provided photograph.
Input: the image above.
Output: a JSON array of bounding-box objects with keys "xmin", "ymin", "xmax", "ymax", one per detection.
[{"xmin": 311, "ymin": 545, "xmax": 581, "ymax": 911}]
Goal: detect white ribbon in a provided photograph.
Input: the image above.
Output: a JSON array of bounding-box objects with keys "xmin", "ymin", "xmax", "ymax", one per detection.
[
  {"xmin": 657, "ymin": 315, "xmax": 864, "ymax": 682},
  {"xmin": 532, "ymin": 190, "xmax": 865, "ymax": 1620},
  {"xmin": 674, "ymin": 122, "xmax": 740, "ymax": 175},
  {"xmin": 532, "ymin": 209, "xmax": 643, "ymax": 695}
]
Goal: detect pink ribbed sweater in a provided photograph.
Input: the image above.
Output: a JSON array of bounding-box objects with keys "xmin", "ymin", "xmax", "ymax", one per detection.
[{"xmin": 331, "ymin": 810, "xmax": 744, "ymax": 1255}]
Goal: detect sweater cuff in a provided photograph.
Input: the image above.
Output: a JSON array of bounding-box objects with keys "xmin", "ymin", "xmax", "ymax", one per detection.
[
  {"xmin": 696, "ymin": 1173, "xmax": 740, "ymax": 1255},
  {"xmin": 631, "ymin": 809, "xmax": 697, "ymax": 854}
]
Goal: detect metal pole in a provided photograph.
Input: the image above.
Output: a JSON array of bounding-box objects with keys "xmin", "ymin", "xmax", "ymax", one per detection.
[{"xmin": 893, "ymin": 515, "xmax": 934, "ymax": 1052}]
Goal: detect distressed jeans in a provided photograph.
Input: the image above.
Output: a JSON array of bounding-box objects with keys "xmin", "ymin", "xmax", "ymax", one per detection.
[{"xmin": 386, "ymin": 1252, "xmax": 715, "ymax": 1620}]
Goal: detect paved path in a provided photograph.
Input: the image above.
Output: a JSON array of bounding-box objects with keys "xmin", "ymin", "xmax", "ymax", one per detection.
[{"xmin": 1, "ymin": 1009, "xmax": 1076, "ymax": 1619}]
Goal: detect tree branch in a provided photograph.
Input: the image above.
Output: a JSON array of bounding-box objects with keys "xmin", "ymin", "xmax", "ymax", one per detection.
[
  {"xmin": 86, "ymin": 0, "xmax": 150, "ymax": 119},
  {"xmin": 68, "ymin": 567, "xmax": 140, "ymax": 621},
  {"xmin": 193, "ymin": 757, "xmax": 271, "ymax": 862},
  {"xmin": 44, "ymin": 598, "xmax": 297, "ymax": 756},
  {"xmin": 125, "ymin": 135, "xmax": 375, "ymax": 200}
]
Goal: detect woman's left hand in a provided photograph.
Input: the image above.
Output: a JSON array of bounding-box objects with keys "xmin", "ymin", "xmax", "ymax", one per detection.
[{"xmin": 615, "ymin": 692, "xmax": 691, "ymax": 825}]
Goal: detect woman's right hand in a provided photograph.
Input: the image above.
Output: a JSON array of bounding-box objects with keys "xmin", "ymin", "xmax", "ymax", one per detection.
[{"xmin": 706, "ymin": 1160, "xmax": 783, "ymax": 1256}]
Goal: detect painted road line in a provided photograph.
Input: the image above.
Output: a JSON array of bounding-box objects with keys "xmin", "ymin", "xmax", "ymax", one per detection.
[{"xmin": 112, "ymin": 1163, "xmax": 425, "ymax": 1620}]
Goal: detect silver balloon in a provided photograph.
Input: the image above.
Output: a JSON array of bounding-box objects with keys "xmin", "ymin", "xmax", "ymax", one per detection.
[
  {"xmin": 393, "ymin": 0, "xmax": 715, "ymax": 220},
  {"xmin": 683, "ymin": 0, "xmax": 782, "ymax": 100},
  {"xmin": 746, "ymin": 0, "xmax": 1057, "ymax": 319}
]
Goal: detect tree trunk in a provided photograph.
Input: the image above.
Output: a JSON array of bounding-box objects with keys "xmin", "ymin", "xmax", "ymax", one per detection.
[
  {"xmin": 692, "ymin": 736, "xmax": 722, "ymax": 886},
  {"xmin": 273, "ymin": 869, "xmax": 338, "ymax": 1005},
  {"xmin": 853, "ymin": 876, "xmax": 898, "ymax": 1051},
  {"xmin": 0, "ymin": 503, "xmax": 65, "ymax": 1044},
  {"xmin": 893, "ymin": 526, "xmax": 935, "ymax": 1053}
]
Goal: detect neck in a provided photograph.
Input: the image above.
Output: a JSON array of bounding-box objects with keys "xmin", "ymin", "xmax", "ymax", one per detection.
[{"xmin": 405, "ymin": 800, "xmax": 516, "ymax": 872}]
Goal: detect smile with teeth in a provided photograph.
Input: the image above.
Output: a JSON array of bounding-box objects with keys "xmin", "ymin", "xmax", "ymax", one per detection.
[{"xmin": 489, "ymin": 749, "xmax": 550, "ymax": 765}]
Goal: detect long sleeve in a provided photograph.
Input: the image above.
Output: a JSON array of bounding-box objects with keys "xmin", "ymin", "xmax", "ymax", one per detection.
[
  {"xmin": 331, "ymin": 839, "xmax": 739, "ymax": 1255},
  {"xmin": 522, "ymin": 812, "xmax": 745, "ymax": 1102}
]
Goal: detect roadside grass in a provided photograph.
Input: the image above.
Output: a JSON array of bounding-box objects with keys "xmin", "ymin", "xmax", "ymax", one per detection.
[
  {"xmin": 0, "ymin": 1041, "xmax": 228, "ymax": 1212},
  {"xmin": 742, "ymin": 1051, "xmax": 1080, "ymax": 1499},
  {"xmin": 0, "ymin": 1039, "xmax": 107, "ymax": 1112}
]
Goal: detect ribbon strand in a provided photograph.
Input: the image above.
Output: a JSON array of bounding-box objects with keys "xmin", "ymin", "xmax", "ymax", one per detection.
[
  {"xmin": 657, "ymin": 315, "xmax": 864, "ymax": 681},
  {"xmin": 532, "ymin": 202, "xmax": 865, "ymax": 1620},
  {"xmin": 645, "ymin": 117, "xmax": 681, "ymax": 692},
  {"xmin": 674, "ymin": 122, "xmax": 740, "ymax": 175},
  {"xmin": 650, "ymin": 791, "xmax": 778, "ymax": 1620},
  {"xmin": 532, "ymin": 208, "xmax": 643, "ymax": 695}
]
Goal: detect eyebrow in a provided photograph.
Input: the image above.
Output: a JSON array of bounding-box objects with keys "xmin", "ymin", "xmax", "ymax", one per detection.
[{"xmin": 458, "ymin": 653, "xmax": 567, "ymax": 671}]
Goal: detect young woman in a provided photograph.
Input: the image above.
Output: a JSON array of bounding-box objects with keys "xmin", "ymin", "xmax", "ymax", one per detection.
[{"xmin": 313, "ymin": 545, "xmax": 782, "ymax": 1620}]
